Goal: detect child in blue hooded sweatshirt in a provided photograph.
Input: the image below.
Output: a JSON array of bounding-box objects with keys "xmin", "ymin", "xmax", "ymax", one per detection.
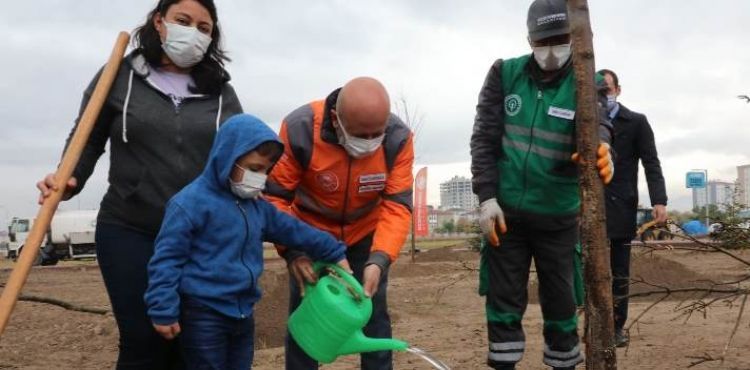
[{"xmin": 145, "ymin": 114, "xmax": 349, "ymax": 369}]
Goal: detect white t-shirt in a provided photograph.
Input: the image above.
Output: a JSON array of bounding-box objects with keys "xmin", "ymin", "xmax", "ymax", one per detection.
[{"xmin": 148, "ymin": 68, "xmax": 195, "ymax": 107}]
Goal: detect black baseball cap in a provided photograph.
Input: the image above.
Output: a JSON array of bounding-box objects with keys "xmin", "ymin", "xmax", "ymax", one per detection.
[{"xmin": 527, "ymin": 0, "xmax": 570, "ymax": 42}]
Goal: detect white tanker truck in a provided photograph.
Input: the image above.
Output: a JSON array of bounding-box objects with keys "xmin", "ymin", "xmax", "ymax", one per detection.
[{"xmin": 6, "ymin": 210, "xmax": 97, "ymax": 265}]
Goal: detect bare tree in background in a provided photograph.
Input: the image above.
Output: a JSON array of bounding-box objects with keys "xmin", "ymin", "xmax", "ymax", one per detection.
[{"xmin": 393, "ymin": 95, "xmax": 425, "ymax": 161}]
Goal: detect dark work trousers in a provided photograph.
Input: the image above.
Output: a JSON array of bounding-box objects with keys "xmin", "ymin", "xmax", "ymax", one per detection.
[
  {"xmin": 609, "ymin": 238, "xmax": 632, "ymax": 330},
  {"xmin": 179, "ymin": 297, "xmax": 255, "ymax": 370},
  {"xmin": 285, "ymin": 234, "xmax": 393, "ymax": 370},
  {"xmin": 96, "ymin": 223, "xmax": 182, "ymax": 370},
  {"xmin": 484, "ymin": 213, "xmax": 583, "ymax": 369}
]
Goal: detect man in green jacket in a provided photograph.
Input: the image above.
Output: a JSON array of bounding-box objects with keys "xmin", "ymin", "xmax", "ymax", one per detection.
[{"xmin": 470, "ymin": 0, "xmax": 614, "ymax": 369}]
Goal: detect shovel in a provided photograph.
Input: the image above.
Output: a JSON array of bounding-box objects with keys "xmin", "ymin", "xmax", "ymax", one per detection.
[{"xmin": 0, "ymin": 31, "xmax": 130, "ymax": 337}]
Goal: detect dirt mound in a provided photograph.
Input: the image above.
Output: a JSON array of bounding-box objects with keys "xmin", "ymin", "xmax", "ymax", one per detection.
[
  {"xmin": 629, "ymin": 253, "xmax": 716, "ymax": 297},
  {"xmin": 254, "ymin": 268, "xmax": 290, "ymax": 349},
  {"xmin": 399, "ymin": 246, "xmax": 717, "ymax": 304}
]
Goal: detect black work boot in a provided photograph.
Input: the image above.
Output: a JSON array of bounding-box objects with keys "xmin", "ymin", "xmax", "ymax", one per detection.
[{"xmin": 614, "ymin": 328, "xmax": 630, "ymax": 347}]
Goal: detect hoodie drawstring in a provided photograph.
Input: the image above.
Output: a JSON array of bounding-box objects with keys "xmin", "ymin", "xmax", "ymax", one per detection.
[
  {"xmin": 122, "ymin": 69, "xmax": 134, "ymax": 143},
  {"xmin": 215, "ymin": 93, "xmax": 223, "ymax": 132}
]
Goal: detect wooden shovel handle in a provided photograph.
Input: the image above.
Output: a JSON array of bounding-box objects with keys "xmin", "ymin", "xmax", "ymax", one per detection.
[{"xmin": 0, "ymin": 32, "xmax": 130, "ymax": 337}]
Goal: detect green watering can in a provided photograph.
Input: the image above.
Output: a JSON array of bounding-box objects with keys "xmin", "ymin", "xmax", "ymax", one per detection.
[{"xmin": 288, "ymin": 262, "xmax": 408, "ymax": 364}]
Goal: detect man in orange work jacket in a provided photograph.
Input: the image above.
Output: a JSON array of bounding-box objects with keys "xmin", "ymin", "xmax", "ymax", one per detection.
[{"xmin": 265, "ymin": 77, "xmax": 414, "ymax": 370}]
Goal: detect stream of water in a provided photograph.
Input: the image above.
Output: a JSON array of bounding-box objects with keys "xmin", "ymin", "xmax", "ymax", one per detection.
[{"xmin": 406, "ymin": 346, "xmax": 451, "ymax": 370}]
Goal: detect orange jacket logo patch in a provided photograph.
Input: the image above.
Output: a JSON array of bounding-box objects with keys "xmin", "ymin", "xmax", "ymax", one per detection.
[{"xmin": 316, "ymin": 171, "xmax": 340, "ymax": 193}]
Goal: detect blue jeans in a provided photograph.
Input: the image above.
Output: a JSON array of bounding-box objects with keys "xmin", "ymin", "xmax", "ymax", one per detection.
[
  {"xmin": 96, "ymin": 222, "xmax": 182, "ymax": 370},
  {"xmin": 285, "ymin": 234, "xmax": 393, "ymax": 370},
  {"xmin": 179, "ymin": 297, "xmax": 255, "ymax": 370}
]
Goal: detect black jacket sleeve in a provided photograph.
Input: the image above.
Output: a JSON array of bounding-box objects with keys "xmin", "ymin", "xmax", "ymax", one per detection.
[
  {"xmin": 470, "ymin": 59, "xmax": 505, "ymax": 203},
  {"xmin": 637, "ymin": 114, "xmax": 667, "ymax": 205},
  {"xmin": 64, "ymin": 67, "xmax": 115, "ymax": 197}
]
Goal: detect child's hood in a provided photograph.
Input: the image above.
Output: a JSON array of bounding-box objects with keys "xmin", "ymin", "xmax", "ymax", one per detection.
[{"xmin": 201, "ymin": 113, "xmax": 282, "ymax": 191}]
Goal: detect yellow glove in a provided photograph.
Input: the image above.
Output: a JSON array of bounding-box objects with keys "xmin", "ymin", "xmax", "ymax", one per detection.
[{"xmin": 571, "ymin": 143, "xmax": 614, "ymax": 184}]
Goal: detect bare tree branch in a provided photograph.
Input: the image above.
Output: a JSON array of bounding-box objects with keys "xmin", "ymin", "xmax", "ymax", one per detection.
[
  {"xmin": 393, "ymin": 95, "xmax": 426, "ymax": 162},
  {"xmin": 627, "ymin": 286, "xmax": 748, "ymax": 300},
  {"xmin": 721, "ymin": 294, "xmax": 747, "ymax": 364},
  {"xmin": 0, "ymin": 283, "xmax": 109, "ymax": 315},
  {"xmin": 433, "ymin": 273, "xmax": 470, "ymax": 304},
  {"xmin": 18, "ymin": 294, "xmax": 108, "ymax": 315},
  {"xmin": 622, "ymin": 215, "xmax": 750, "ymax": 366},
  {"xmin": 624, "ymin": 292, "xmax": 669, "ymax": 333},
  {"xmin": 687, "ymin": 353, "xmax": 720, "ymax": 368}
]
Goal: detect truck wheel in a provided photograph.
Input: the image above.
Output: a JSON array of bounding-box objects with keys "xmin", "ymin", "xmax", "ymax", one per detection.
[
  {"xmin": 16, "ymin": 246, "xmax": 43, "ymax": 266},
  {"xmin": 40, "ymin": 256, "xmax": 59, "ymax": 266}
]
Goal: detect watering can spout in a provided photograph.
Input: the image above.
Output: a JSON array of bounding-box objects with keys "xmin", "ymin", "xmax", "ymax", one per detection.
[{"xmin": 338, "ymin": 330, "xmax": 408, "ymax": 356}]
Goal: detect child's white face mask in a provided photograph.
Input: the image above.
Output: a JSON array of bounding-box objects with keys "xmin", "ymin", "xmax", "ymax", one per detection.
[{"xmin": 230, "ymin": 164, "xmax": 267, "ymax": 199}]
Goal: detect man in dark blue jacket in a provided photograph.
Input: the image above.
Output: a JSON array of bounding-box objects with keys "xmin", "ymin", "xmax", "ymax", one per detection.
[
  {"xmin": 599, "ymin": 69, "xmax": 668, "ymax": 347},
  {"xmin": 144, "ymin": 114, "xmax": 349, "ymax": 369}
]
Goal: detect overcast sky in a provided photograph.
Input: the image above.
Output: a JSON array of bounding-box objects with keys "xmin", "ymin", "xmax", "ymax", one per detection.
[{"xmin": 1, "ymin": 0, "xmax": 749, "ymax": 225}]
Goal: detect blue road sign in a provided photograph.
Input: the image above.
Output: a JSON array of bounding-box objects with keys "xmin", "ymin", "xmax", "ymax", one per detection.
[{"xmin": 686, "ymin": 171, "xmax": 706, "ymax": 188}]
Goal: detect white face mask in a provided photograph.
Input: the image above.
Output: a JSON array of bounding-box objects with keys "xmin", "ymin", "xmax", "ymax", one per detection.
[
  {"xmin": 532, "ymin": 43, "xmax": 572, "ymax": 71},
  {"xmin": 230, "ymin": 165, "xmax": 267, "ymax": 199},
  {"xmin": 336, "ymin": 116, "xmax": 385, "ymax": 159},
  {"xmin": 161, "ymin": 22, "xmax": 212, "ymax": 68}
]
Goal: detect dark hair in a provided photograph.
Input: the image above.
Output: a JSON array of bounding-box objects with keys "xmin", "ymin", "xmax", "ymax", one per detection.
[
  {"xmin": 133, "ymin": 0, "xmax": 229, "ymax": 95},
  {"xmin": 254, "ymin": 141, "xmax": 284, "ymax": 163},
  {"xmin": 597, "ymin": 69, "xmax": 619, "ymax": 88}
]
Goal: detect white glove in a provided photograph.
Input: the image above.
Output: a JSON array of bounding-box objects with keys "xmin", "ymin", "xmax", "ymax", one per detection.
[{"xmin": 479, "ymin": 198, "xmax": 507, "ymax": 247}]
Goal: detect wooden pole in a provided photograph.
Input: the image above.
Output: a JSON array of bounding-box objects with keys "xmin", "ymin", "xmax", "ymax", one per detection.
[
  {"xmin": 567, "ymin": 1, "xmax": 617, "ymax": 368},
  {"xmin": 411, "ymin": 173, "xmax": 417, "ymax": 262},
  {"xmin": 0, "ymin": 32, "xmax": 130, "ymax": 337},
  {"xmin": 411, "ymin": 211, "xmax": 416, "ymax": 262}
]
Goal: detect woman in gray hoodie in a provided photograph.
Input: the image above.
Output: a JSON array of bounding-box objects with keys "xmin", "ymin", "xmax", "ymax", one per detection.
[{"xmin": 36, "ymin": 0, "xmax": 242, "ymax": 368}]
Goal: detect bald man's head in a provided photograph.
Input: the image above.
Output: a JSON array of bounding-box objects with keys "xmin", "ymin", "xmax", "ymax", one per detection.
[{"xmin": 333, "ymin": 77, "xmax": 391, "ymax": 139}]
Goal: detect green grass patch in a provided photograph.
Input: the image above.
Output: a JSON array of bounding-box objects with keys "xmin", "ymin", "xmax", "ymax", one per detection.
[{"xmin": 408, "ymin": 238, "xmax": 471, "ymax": 251}]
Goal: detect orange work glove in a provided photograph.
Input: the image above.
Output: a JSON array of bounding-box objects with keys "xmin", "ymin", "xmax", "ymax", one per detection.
[{"xmin": 572, "ymin": 143, "xmax": 614, "ymax": 184}]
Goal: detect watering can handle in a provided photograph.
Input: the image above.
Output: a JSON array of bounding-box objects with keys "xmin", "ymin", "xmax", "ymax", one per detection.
[{"xmin": 312, "ymin": 262, "xmax": 366, "ymax": 298}]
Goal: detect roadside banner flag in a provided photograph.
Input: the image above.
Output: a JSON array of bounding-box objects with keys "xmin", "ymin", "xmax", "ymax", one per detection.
[{"xmin": 414, "ymin": 167, "xmax": 429, "ymax": 237}]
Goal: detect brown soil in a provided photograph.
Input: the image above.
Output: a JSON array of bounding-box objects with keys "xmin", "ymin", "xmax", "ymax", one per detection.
[
  {"xmin": 254, "ymin": 260, "xmax": 290, "ymax": 350},
  {"xmin": 1, "ymin": 246, "xmax": 749, "ymax": 369}
]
